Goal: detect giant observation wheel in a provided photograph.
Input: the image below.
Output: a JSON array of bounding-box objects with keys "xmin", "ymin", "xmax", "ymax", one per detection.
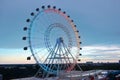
[{"xmin": 23, "ymin": 5, "xmax": 82, "ymax": 77}]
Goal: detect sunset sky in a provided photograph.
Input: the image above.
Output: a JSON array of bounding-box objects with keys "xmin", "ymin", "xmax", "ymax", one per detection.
[{"xmin": 0, "ymin": 0, "xmax": 120, "ymax": 64}]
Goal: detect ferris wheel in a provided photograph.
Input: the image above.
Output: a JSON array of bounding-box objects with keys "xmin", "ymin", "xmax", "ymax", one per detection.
[{"xmin": 23, "ymin": 5, "xmax": 82, "ymax": 77}]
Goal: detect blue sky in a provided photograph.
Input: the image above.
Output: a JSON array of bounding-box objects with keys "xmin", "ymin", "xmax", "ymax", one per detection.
[{"xmin": 0, "ymin": 0, "xmax": 120, "ymax": 64}]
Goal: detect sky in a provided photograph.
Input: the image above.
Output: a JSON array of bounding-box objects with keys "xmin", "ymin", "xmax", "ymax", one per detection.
[{"xmin": 0, "ymin": 0, "xmax": 120, "ymax": 64}]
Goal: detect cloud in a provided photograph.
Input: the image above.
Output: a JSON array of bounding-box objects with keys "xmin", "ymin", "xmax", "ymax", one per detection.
[
  {"xmin": 80, "ymin": 45, "xmax": 120, "ymax": 62},
  {"xmin": 0, "ymin": 44, "xmax": 120, "ymax": 64},
  {"xmin": 0, "ymin": 48, "xmax": 35, "ymax": 64}
]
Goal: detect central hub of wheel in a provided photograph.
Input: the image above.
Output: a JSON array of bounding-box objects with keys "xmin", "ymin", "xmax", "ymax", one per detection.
[{"xmin": 57, "ymin": 37, "xmax": 63, "ymax": 44}]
